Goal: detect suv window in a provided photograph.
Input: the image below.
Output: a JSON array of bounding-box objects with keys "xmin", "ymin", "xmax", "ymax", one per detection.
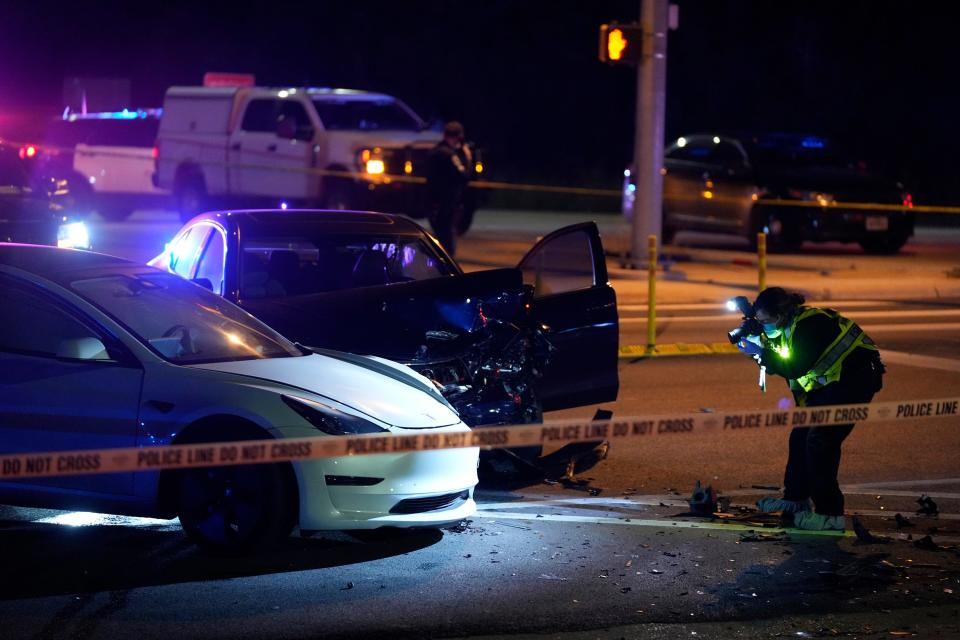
[
  {"xmin": 668, "ymin": 140, "xmax": 719, "ymax": 164},
  {"xmin": 241, "ymin": 99, "xmax": 278, "ymax": 133},
  {"xmin": 312, "ymin": 99, "xmax": 422, "ymax": 131}
]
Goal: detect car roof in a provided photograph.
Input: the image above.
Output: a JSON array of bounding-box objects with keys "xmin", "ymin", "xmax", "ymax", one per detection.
[
  {"xmin": 0, "ymin": 244, "xmax": 137, "ymax": 282},
  {"xmin": 199, "ymin": 209, "xmax": 430, "ymax": 237}
]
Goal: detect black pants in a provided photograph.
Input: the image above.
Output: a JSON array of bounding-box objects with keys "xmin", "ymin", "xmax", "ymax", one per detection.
[{"xmin": 783, "ymin": 360, "xmax": 883, "ymax": 516}]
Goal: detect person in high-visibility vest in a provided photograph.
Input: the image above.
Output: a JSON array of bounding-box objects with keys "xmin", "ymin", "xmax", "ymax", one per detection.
[{"xmin": 736, "ymin": 287, "xmax": 885, "ymax": 531}]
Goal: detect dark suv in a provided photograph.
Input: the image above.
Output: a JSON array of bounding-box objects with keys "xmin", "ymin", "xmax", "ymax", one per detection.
[
  {"xmin": 624, "ymin": 132, "xmax": 914, "ymax": 254},
  {"xmin": 0, "ymin": 143, "xmax": 91, "ymax": 249}
]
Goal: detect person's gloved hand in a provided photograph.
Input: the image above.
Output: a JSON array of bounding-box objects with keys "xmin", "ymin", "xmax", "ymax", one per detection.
[{"xmin": 737, "ymin": 338, "xmax": 763, "ymax": 356}]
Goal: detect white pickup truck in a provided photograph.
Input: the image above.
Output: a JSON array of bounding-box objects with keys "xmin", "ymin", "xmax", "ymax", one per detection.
[
  {"xmin": 28, "ymin": 110, "xmax": 170, "ymax": 221},
  {"xmin": 154, "ymin": 85, "xmax": 463, "ymax": 222}
]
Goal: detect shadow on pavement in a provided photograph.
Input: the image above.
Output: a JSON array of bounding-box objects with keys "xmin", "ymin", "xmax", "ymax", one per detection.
[{"xmin": 0, "ymin": 518, "xmax": 442, "ymax": 600}]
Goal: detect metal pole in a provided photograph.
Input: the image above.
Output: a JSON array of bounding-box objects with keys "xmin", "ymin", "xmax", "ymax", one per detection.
[
  {"xmin": 646, "ymin": 234, "xmax": 657, "ymax": 354},
  {"xmin": 757, "ymin": 232, "xmax": 767, "ymax": 293},
  {"xmin": 630, "ymin": 0, "xmax": 669, "ymax": 265}
]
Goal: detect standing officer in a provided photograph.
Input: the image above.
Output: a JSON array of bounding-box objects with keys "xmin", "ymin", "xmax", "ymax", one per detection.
[
  {"xmin": 427, "ymin": 121, "xmax": 473, "ymax": 256},
  {"xmin": 736, "ymin": 287, "xmax": 885, "ymax": 531}
]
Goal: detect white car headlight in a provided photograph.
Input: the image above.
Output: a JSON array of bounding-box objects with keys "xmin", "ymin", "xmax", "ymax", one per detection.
[{"xmin": 57, "ymin": 221, "xmax": 91, "ymax": 249}]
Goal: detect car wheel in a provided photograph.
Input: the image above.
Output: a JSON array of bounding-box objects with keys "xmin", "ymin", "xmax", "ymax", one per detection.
[
  {"xmin": 750, "ymin": 208, "xmax": 802, "ymax": 253},
  {"xmin": 455, "ymin": 205, "xmax": 474, "ymax": 236},
  {"xmin": 176, "ymin": 461, "xmax": 293, "ymax": 554},
  {"xmin": 175, "ymin": 175, "xmax": 206, "ymax": 223},
  {"xmin": 661, "ymin": 208, "xmax": 676, "ymax": 245},
  {"xmin": 859, "ymin": 233, "xmax": 909, "ymax": 255}
]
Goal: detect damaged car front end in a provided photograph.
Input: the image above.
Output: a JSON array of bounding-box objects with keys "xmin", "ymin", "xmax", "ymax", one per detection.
[{"xmin": 150, "ymin": 211, "xmax": 619, "ymax": 464}]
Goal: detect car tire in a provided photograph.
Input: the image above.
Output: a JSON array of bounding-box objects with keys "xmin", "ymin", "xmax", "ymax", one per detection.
[
  {"xmin": 174, "ymin": 174, "xmax": 207, "ymax": 223},
  {"xmin": 455, "ymin": 205, "xmax": 474, "ymax": 236},
  {"xmin": 661, "ymin": 209, "xmax": 677, "ymax": 245},
  {"xmin": 176, "ymin": 460, "xmax": 294, "ymax": 555},
  {"xmin": 750, "ymin": 208, "xmax": 802, "ymax": 253},
  {"xmin": 859, "ymin": 233, "xmax": 909, "ymax": 255}
]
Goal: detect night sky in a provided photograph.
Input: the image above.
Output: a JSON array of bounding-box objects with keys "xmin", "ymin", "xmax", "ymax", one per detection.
[{"xmin": 1, "ymin": 1, "xmax": 956, "ymax": 205}]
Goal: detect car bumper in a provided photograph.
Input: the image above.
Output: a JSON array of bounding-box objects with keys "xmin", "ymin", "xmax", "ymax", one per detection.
[
  {"xmin": 283, "ymin": 424, "xmax": 479, "ymax": 531},
  {"xmin": 757, "ymin": 203, "xmax": 915, "ymax": 241}
]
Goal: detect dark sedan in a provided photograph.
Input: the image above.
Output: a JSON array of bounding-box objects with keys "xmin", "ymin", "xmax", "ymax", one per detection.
[
  {"xmin": 150, "ymin": 210, "xmax": 619, "ymax": 460},
  {"xmin": 624, "ymin": 133, "xmax": 914, "ymax": 253},
  {"xmin": 0, "ymin": 142, "xmax": 91, "ymax": 249}
]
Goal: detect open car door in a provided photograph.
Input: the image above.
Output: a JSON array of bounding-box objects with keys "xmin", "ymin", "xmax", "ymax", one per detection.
[{"xmin": 517, "ymin": 222, "xmax": 618, "ymax": 411}]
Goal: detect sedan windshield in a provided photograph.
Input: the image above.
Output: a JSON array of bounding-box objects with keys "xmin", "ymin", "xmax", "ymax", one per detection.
[
  {"xmin": 70, "ymin": 271, "xmax": 303, "ymax": 364},
  {"xmin": 240, "ymin": 234, "xmax": 454, "ymax": 299},
  {"xmin": 312, "ymin": 99, "xmax": 423, "ymax": 131},
  {"xmin": 744, "ymin": 134, "xmax": 852, "ymax": 169}
]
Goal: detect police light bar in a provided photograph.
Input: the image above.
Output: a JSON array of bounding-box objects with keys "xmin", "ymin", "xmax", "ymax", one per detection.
[{"xmin": 203, "ymin": 72, "xmax": 256, "ymax": 88}]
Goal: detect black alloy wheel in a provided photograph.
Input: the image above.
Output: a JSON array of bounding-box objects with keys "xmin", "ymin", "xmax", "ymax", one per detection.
[{"xmin": 176, "ymin": 461, "xmax": 293, "ymax": 554}]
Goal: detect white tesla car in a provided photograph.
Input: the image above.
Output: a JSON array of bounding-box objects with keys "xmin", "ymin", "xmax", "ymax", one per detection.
[{"xmin": 0, "ymin": 244, "xmax": 477, "ymax": 552}]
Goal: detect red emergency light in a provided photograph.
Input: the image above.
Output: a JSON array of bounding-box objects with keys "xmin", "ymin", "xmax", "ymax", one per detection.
[
  {"xmin": 18, "ymin": 144, "xmax": 38, "ymax": 159},
  {"xmin": 203, "ymin": 72, "xmax": 256, "ymax": 88}
]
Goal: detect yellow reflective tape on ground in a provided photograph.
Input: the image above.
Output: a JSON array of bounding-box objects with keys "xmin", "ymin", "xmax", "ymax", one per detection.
[
  {"xmin": 0, "ymin": 397, "xmax": 957, "ymax": 481},
  {"xmin": 619, "ymin": 343, "xmax": 739, "ymax": 358}
]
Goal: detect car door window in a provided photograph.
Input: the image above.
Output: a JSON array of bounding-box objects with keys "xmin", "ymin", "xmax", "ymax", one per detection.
[
  {"xmin": 171, "ymin": 225, "xmax": 212, "ymax": 278},
  {"xmin": 241, "ymin": 99, "xmax": 279, "ymax": 133},
  {"xmin": 0, "ymin": 276, "xmax": 108, "ymax": 360},
  {"xmin": 672, "ymin": 140, "xmax": 719, "ymax": 164},
  {"xmin": 195, "ymin": 227, "xmax": 226, "ymax": 294},
  {"xmin": 519, "ymin": 229, "xmax": 596, "ymax": 297},
  {"xmin": 278, "ymin": 100, "xmax": 313, "ymax": 141}
]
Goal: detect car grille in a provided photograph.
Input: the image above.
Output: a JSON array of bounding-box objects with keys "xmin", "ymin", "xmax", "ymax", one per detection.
[
  {"xmin": 381, "ymin": 145, "xmax": 434, "ymax": 178},
  {"xmin": 389, "ymin": 490, "xmax": 469, "ymax": 515}
]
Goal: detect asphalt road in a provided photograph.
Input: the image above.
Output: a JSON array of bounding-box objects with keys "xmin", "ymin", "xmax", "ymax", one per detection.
[{"xmin": 2, "ymin": 209, "xmax": 959, "ymax": 639}]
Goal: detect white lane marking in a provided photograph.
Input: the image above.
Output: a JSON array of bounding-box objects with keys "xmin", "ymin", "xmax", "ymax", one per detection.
[
  {"xmin": 862, "ymin": 322, "xmax": 960, "ymax": 333},
  {"xmin": 620, "ymin": 310, "xmax": 960, "ymax": 323},
  {"xmin": 618, "ymin": 301, "xmax": 901, "ymax": 312},
  {"xmin": 843, "ymin": 478, "xmax": 960, "ymax": 489},
  {"xmin": 473, "ymin": 510, "xmax": 847, "ymax": 537},
  {"xmin": 720, "ymin": 487, "xmax": 960, "ymax": 500},
  {"xmin": 880, "ymin": 350, "xmax": 960, "ymax": 373}
]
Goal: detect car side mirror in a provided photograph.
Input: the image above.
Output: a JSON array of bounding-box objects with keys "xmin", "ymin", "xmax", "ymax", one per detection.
[{"xmin": 56, "ymin": 337, "xmax": 110, "ymax": 360}]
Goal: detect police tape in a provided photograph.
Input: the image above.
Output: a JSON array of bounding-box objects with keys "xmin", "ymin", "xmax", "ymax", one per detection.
[
  {"xmin": 1, "ymin": 397, "xmax": 957, "ymax": 481},
  {"xmin": 7, "ymin": 137, "xmax": 960, "ymax": 212}
]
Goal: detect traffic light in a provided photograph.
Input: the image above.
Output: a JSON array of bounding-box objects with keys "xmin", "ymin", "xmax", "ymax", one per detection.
[{"xmin": 598, "ymin": 23, "xmax": 644, "ymax": 64}]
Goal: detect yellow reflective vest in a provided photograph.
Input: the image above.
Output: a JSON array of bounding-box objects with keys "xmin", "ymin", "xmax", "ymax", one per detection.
[{"xmin": 776, "ymin": 307, "xmax": 878, "ymax": 395}]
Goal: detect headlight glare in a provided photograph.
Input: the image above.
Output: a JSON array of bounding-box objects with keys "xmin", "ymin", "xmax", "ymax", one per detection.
[{"xmin": 57, "ymin": 221, "xmax": 91, "ymax": 249}]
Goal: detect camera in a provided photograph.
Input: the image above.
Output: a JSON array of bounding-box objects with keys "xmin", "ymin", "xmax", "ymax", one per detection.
[{"xmin": 726, "ymin": 296, "xmax": 764, "ymax": 344}]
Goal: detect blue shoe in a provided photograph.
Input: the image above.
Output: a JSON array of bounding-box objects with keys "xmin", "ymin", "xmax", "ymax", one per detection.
[
  {"xmin": 793, "ymin": 511, "xmax": 845, "ymax": 531},
  {"xmin": 756, "ymin": 497, "xmax": 811, "ymax": 514}
]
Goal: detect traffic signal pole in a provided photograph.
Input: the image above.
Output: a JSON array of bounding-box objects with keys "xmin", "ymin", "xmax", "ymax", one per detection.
[{"xmin": 630, "ymin": 0, "xmax": 670, "ymax": 266}]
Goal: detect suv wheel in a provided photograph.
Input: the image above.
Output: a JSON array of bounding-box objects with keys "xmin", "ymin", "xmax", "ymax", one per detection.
[
  {"xmin": 859, "ymin": 232, "xmax": 909, "ymax": 255},
  {"xmin": 175, "ymin": 175, "xmax": 206, "ymax": 222}
]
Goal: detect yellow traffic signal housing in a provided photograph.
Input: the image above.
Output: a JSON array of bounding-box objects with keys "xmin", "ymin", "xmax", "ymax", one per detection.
[{"xmin": 598, "ymin": 23, "xmax": 645, "ymax": 64}]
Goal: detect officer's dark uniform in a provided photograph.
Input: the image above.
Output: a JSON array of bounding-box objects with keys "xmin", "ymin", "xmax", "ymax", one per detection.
[
  {"xmin": 427, "ymin": 129, "xmax": 472, "ymax": 256},
  {"xmin": 759, "ymin": 307, "xmax": 885, "ymax": 516}
]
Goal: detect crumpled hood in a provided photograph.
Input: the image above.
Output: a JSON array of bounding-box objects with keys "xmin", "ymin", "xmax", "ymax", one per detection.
[{"xmin": 187, "ymin": 353, "xmax": 460, "ymax": 429}]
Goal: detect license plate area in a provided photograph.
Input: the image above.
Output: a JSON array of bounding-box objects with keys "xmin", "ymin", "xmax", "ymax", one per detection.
[{"xmin": 865, "ymin": 215, "xmax": 889, "ymax": 231}]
